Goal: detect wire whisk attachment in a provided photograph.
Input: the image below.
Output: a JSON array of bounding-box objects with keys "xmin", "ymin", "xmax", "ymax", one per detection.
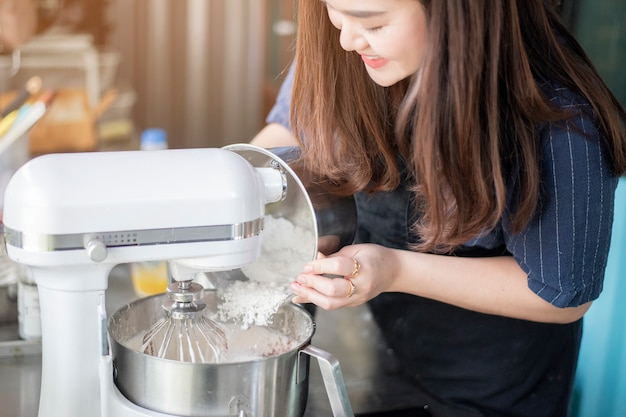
[{"xmin": 141, "ymin": 280, "xmax": 228, "ymax": 363}]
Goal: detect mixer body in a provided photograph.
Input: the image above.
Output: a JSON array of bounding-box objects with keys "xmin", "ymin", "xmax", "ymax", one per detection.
[{"xmin": 1, "ymin": 148, "xmax": 285, "ymax": 417}]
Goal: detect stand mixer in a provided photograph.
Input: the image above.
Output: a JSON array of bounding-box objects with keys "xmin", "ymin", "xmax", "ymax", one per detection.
[{"xmin": 1, "ymin": 147, "xmax": 289, "ymax": 417}]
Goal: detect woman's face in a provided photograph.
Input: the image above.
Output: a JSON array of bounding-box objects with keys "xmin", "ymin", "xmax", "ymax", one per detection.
[{"xmin": 321, "ymin": 0, "xmax": 428, "ymax": 87}]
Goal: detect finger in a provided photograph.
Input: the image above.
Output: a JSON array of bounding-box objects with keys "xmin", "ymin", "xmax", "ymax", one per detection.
[
  {"xmin": 290, "ymin": 281, "xmax": 350, "ymax": 310},
  {"xmin": 347, "ymin": 258, "xmax": 360, "ymax": 278},
  {"xmin": 294, "ymin": 274, "xmax": 356, "ymax": 302},
  {"xmin": 291, "ymin": 294, "xmax": 311, "ymax": 305},
  {"xmin": 344, "ymin": 278, "xmax": 355, "ymax": 298},
  {"xmin": 303, "ymin": 256, "xmax": 360, "ymax": 278},
  {"xmin": 295, "ymin": 273, "xmax": 351, "ymax": 298}
]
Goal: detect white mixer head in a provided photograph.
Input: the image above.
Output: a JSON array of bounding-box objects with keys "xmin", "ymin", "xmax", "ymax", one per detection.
[{"xmin": 2, "ymin": 148, "xmax": 285, "ymax": 273}]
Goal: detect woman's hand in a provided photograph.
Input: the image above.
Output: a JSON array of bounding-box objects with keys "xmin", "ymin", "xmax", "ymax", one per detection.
[{"xmin": 290, "ymin": 244, "xmax": 394, "ymax": 309}]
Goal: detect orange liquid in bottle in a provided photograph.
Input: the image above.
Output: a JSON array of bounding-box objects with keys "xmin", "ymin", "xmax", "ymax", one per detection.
[{"xmin": 131, "ymin": 261, "xmax": 169, "ymax": 296}]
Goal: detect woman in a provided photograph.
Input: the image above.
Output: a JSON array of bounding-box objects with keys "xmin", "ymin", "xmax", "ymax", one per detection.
[{"xmin": 252, "ymin": 1, "xmax": 626, "ymax": 416}]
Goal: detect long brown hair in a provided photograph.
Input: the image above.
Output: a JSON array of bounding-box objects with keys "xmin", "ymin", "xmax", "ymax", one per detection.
[{"xmin": 290, "ymin": 0, "xmax": 626, "ymax": 252}]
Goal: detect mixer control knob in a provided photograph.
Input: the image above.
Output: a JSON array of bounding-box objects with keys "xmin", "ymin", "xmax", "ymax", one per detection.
[{"xmin": 84, "ymin": 236, "xmax": 108, "ymax": 262}]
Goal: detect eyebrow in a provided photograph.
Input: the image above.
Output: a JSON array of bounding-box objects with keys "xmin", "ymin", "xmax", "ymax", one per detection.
[{"xmin": 320, "ymin": 1, "xmax": 387, "ymax": 18}]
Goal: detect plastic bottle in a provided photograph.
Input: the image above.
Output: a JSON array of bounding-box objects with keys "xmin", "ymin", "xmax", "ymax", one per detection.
[
  {"xmin": 0, "ymin": 222, "xmax": 19, "ymax": 326},
  {"xmin": 1, "ymin": 219, "xmax": 40, "ymax": 340},
  {"xmin": 130, "ymin": 128, "xmax": 170, "ymax": 296},
  {"xmin": 138, "ymin": 128, "xmax": 168, "ymax": 151},
  {"xmin": 17, "ymin": 264, "xmax": 41, "ymax": 340}
]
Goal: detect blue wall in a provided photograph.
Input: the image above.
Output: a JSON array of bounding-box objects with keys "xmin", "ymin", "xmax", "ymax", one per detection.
[
  {"xmin": 570, "ymin": 2, "xmax": 626, "ymax": 411},
  {"xmin": 572, "ymin": 178, "xmax": 626, "ymax": 416}
]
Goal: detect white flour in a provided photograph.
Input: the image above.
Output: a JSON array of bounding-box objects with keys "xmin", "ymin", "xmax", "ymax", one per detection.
[
  {"xmin": 218, "ymin": 215, "xmax": 315, "ymax": 329},
  {"xmin": 218, "ymin": 281, "xmax": 291, "ymax": 329},
  {"xmin": 242, "ymin": 215, "xmax": 314, "ymax": 283}
]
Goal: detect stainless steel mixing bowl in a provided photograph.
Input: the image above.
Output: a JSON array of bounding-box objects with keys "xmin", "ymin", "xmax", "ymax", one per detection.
[{"xmin": 108, "ymin": 292, "xmax": 353, "ymax": 417}]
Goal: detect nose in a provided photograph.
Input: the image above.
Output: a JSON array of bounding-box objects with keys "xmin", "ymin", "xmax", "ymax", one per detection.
[{"xmin": 338, "ymin": 22, "xmax": 368, "ymax": 52}]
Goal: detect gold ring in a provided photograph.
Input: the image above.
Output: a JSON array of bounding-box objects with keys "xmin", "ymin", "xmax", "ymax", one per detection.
[
  {"xmin": 349, "ymin": 258, "xmax": 360, "ymax": 278},
  {"xmin": 345, "ymin": 279, "xmax": 355, "ymax": 298}
]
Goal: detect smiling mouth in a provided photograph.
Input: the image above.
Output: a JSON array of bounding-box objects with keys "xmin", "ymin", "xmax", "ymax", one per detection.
[{"xmin": 360, "ymin": 54, "xmax": 388, "ymax": 69}]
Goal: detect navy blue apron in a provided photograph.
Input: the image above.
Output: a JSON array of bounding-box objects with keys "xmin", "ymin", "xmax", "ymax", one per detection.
[{"xmin": 355, "ymin": 175, "xmax": 581, "ymax": 417}]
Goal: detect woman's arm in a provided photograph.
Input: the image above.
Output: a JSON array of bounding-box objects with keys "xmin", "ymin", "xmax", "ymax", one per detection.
[
  {"xmin": 388, "ymin": 249, "xmax": 591, "ymax": 323},
  {"xmin": 250, "ymin": 123, "xmax": 299, "ymax": 148},
  {"xmin": 251, "ymin": 62, "xmax": 297, "ymax": 148},
  {"xmin": 291, "ymin": 244, "xmax": 591, "ymax": 324}
]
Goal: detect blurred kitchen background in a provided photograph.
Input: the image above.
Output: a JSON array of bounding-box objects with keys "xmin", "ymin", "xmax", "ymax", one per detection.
[
  {"xmin": 0, "ymin": 0, "xmax": 624, "ymax": 416},
  {"xmin": 0, "ymin": 0, "xmax": 297, "ymax": 152}
]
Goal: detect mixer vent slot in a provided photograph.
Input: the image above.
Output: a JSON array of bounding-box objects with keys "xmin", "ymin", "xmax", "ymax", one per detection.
[{"xmin": 95, "ymin": 233, "xmax": 139, "ymax": 246}]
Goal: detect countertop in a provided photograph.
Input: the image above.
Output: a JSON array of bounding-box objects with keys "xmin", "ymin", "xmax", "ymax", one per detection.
[{"xmin": 0, "ymin": 265, "xmax": 426, "ymax": 417}]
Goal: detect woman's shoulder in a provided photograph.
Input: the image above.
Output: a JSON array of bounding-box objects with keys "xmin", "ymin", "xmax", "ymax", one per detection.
[
  {"xmin": 538, "ymin": 79, "xmax": 593, "ymax": 112},
  {"xmin": 536, "ymin": 79, "xmax": 602, "ymax": 148}
]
